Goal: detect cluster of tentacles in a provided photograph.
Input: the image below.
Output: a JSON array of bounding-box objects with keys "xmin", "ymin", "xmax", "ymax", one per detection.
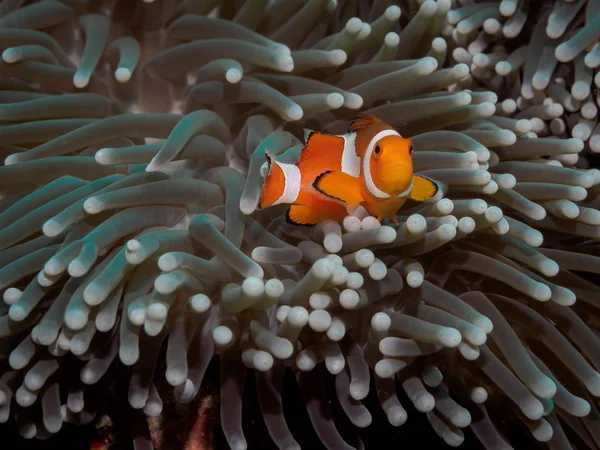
[{"xmin": 1, "ymin": 0, "xmax": 600, "ymax": 449}]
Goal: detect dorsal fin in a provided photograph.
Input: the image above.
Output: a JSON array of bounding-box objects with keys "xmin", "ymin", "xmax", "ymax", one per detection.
[
  {"xmin": 303, "ymin": 128, "xmax": 316, "ymax": 144},
  {"xmin": 296, "ymin": 132, "xmax": 345, "ymax": 177},
  {"xmin": 348, "ymin": 114, "xmax": 381, "ymax": 133}
]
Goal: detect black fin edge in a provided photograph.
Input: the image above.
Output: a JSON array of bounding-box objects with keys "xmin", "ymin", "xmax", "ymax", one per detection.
[{"xmin": 312, "ymin": 170, "xmax": 347, "ymax": 204}]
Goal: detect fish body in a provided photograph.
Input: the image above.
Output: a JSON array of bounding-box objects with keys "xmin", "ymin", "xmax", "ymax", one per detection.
[{"xmin": 259, "ymin": 114, "xmax": 442, "ymax": 226}]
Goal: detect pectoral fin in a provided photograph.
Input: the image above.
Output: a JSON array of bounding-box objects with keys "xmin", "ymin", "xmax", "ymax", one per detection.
[
  {"xmin": 409, "ymin": 175, "xmax": 443, "ymax": 202},
  {"xmin": 314, "ymin": 170, "xmax": 364, "ymax": 205}
]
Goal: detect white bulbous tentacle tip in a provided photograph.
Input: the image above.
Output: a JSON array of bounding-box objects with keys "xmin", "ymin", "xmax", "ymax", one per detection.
[
  {"xmin": 239, "ymin": 199, "xmax": 257, "ymax": 216},
  {"xmin": 308, "ymin": 309, "xmax": 332, "ymax": 332},
  {"xmin": 225, "ymin": 68, "xmax": 242, "ymax": 84},
  {"xmin": 3, "ymin": 287, "xmax": 22, "ymax": 306},
  {"xmin": 346, "ymin": 17, "xmax": 363, "ymax": 34},
  {"xmin": 313, "ymin": 258, "xmax": 335, "ymax": 278},
  {"xmin": 2, "ymin": 48, "xmax": 20, "ymax": 63},
  {"xmin": 265, "ymin": 278, "xmax": 285, "ymax": 297},
  {"xmin": 406, "ymin": 271, "xmax": 424, "ymax": 288},
  {"xmin": 158, "ymin": 253, "xmax": 178, "ymax": 271},
  {"xmin": 285, "ymin": 104, "xmax": 303, "ymax": 121},
  {"xmin": 458, "ymin": 217, "xmax": 476, "ymax": 234},
  {"xmin": 344, "ymin": 93, "xmax": 363, "ymax": 109},
  {"xmin": 484, "ymin": 206, "xmax": 503, "ymax": 223},
  {"xmin": 146, "ymin": 302, "xmax": 167, "ymax": 321},
  {"xmin": 287, "ymin": 306, "xmax": 309, "ymax": 327},
  {"xmin": 273, "ymin": 44, "xmax": 291, "ymax": 55},
  {"xmin": 273, "ymin": 53, "xmax": 294, "ymax": 72},
  {"xmin": 4, "ymin": 153, "xmax": 20, "ymax": 165},
  {"xmin": 154, "ymin": 274, "xmax": 174, "ymax": 294},
  {"xmin": 371, "ymin": 312, "xmax": 391, "ymax": 332},
  {"xmin": 534, "ymin": 283, "xmax": 552, "ymax": 302},
  {"xmin": 477, "ymin": 102, "xmax": 496, "ymax": 117},
  {"xmin": 42, "ymin": 219, "xmax": 62, "ymax": 237},
  {"xmin": 323, "ymin": 234, "xmax": 343, "ymax": 253},
  {"xmin": 452, "ymin": 63, "xmax": 470, "ymax": 78},
  {"xmin": 326, "ymin": 92, "xmax": 344, "ymax": 109},
  {"xmin": 213, "ymin": 326, "xmax": 233, "ymax": 346},
  {"xmin": 439, "ymin": 327, "xmax": 462, "ymax": 347},
  {"xmin": 421, "ymin": 0, "xmax": 437, "ymax": 17},
  {"xmin": 384, "ymin": 32, "xmax": 400, "ymax": 47},
  {"xmin": 385, "ymin": 5, "xmax": 401, "ymax": 21},
  {"xmin": 499, "ymin": 0, "xmax": 517, "ymax": 16},
  {"xmin": 190, "ymin": 294, "xmax": 211, "ymax": 313},
  {"xmin": 498, "ymin": 130, "xmax": 517, "ymax": 145},
  {"xmin": 73, "ymin": 71, "xmax": 91, "ymax": 89},
  {"xmin": 65, "ymin": 310, "xmax": 88, "ymax": 331},
  {"xmin": 436, "ymin": 223, "xmax": 457, "ymax": 241},
  {"xmin": 83, "ymin": 283, "xmax": 103, "ymax": 306},
  {"xmin": 379, "ymin": 226, "xmax": 397, "ymax": 243},
  {"xmin": 94, "ymin": 148, "xmax": 112, "ymax": 164},
  {"xmin": 125, "ymin": 239, "xmax": 142, "ymax": 254},
  {"xmin": 433, "ymin": 35, "xmax": 447, "ymax": 48},
  {"xmin": 8, "ymin": 304, "xmax": 26, "ymax": 322},
  {"xmin": 115, "ymin": 67, "xmax": 132, "ymax": 83},
  {"xmin": 436, "ymin": 198, "xmax": 454, "ymax": 215},
  {"xmin": 417, "ymin": 57, "xmax": 438, "ymax": 74},
  {"xmin": 555, "ymin": 44, "xmax": 574, "ymax": 63},
  {"xmin": 375, "ymin": 360, "xmax": 395, "ymax": 379},
  {"xmin": 242, "ymin": 277, "xmax": 264, "ymax": 296},
  {"xmin": 329, "ymin": 49, "xmax": 347, "ymax": 65},
  {"xmin": 253, "ymin": 351, "xmax": 274, "ymax": 372},
  {"xmin": 406, "ymin": 214, "xmax": 427, "ymax": 233},
  {"xmin": 68, "ymin": 260, "xmax": 88, "ymax": 277},
  {"xmin": 83, "ymin": 197, "xmax": 103, "ymax": 214},
  {"xmin": 455, "ymin": 91, "xmax": 472, "ymax": 106}
]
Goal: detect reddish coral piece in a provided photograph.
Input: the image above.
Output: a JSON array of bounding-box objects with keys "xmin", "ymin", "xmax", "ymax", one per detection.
[{"xmin": 150, "ymin": 394, "xmax": 217, "ymax": 450}]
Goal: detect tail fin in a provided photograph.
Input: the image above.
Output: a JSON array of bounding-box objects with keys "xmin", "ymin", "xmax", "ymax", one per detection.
[{"xmin": 259, "ymin": 152, "xmax": 287, "ymax": 209}]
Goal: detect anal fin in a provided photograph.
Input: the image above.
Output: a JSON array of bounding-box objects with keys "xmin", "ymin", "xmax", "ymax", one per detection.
[{"xmin": 286, "ymin": 205, "xmax": 321, "ymax": 226}]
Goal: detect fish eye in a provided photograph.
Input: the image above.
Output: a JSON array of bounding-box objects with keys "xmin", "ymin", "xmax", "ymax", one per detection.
[
  {"xmin": 409, "ymin": 145, "xmax": 414, "ymax": 154},
  {"xmin": 374, "ymin": 145, "xmax": 381, "ymax": 154}
]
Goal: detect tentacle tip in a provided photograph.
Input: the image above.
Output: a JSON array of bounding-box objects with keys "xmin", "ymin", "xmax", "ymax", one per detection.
[
  {"xmin": 225, "ymin": 68, "xmax": 242, "ymax": 84},
  {"xmin": 42, "ymin": 219, "xmax": 62, "ymax": 237},
  {"xmin": 344, "ymin": 93, "xmax": 363, "ymax": 110},
  {"xmin": 274, "ymin": 53, "xmax": 294, "ymax": 72},
  {"xmin": 83, "ymin": 197, "xmax": 103, "ymax": 214},
  {"xmin": 329, "ymin": 49, "xmax": 347, "ymax": 65},
  {"xmin": 285, "ymin": 104, "xmax": 303, "ymax": 121},
  {"xmin": 385, "ymin": 5, "xmax": 401, "ymax": 21},
  {"xmin": 83, "ymin": 284, "xmax": 104, "ymax": 306},
  {"xmin": 8, "ymin": 304, "xmax": 26, "ymax": 322},
  {"xmin": 145, "ymin": 159, "xmax": 163, "ymax": 172},
  {"xmin": 4, "ymin": 153, "xmax": 21, "ymax": 165},
  {"xmin": 73, "ymin": 71, "xmax": 91, "ymax": 89},
  {"xmin": 115, "ymin": 67, "xmax": 132, "ymax": 83},
  {"xmin": 1, "ymin": 48, "xmax": 19, "ymax": 64}
]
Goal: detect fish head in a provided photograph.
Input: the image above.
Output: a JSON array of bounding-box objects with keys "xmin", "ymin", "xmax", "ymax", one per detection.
[{"xmin": 368, "ymin": 134, "xmax": 414, "ymax": 196}]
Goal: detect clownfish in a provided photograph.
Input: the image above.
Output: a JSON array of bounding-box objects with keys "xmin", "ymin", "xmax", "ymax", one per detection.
[{"xmin": 259, "ymin": 114, "xmax": 443, "ymax": 226}]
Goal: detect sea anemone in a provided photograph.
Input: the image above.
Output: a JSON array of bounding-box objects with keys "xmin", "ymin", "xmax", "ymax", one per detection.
[{"xmin": 1, "ymin": 0, "xmax": 600, "ymax": 449}]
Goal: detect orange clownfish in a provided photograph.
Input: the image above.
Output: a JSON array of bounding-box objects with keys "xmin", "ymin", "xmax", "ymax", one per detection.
[{"xmin": 259, "ymin": 114, "xmax": 443, "ymax": 226}]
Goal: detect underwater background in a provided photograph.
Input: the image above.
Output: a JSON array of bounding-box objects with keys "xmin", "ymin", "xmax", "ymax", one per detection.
[{"xmin": 1, "ymin": 0, "xmax": 600, "ymax": 449}]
